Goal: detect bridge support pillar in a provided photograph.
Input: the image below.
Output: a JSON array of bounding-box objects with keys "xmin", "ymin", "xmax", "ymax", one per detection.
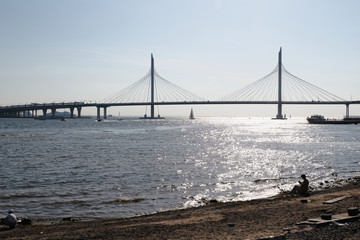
[
  {"xmin": 103, "ymin": 107, "xmax": 107, "ymax": 119},
  {"xmin": 51, "ymin": 108, "xmax": 56, "ymax": 117},
  {"xmin": 97, "ymin": 106, "xmax": 101, "ymax": 120},
  {"xmin": 76, "ymin": 107, "xmax": 82, "ymax": 118},
  {"xmin": 42, "ymin": 108, "xmax": 47, "ymax": 117},
  {"xmin": 70, "ymin": 107, "xmax": 75, "ymax": 118},
  {"xmin": 346, "ymin": 104, "xmax": 350, "ymax": 118}
]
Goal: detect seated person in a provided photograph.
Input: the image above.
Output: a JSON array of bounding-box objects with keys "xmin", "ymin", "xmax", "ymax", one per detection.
[
  {"xmin": 291, "ymin": 174, "xmax": 309, "ymax": 195},
  {"xmin": 3, "ymin": 209, "xmax": 17, "ymax": 229}
]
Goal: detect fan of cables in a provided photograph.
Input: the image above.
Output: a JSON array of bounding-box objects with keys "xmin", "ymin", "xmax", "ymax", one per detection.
[
  {"xmin": 219, "ymin": 64, "xmax": 345, "ymax": 102},
  {"xmin": 101, "ymin": 69, "xmax": 205, "ymax": 103}
]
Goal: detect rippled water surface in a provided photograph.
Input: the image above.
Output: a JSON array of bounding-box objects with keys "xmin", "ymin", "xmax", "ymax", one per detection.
[{"xmin": 1, "ymin": 117, "xmax": 360, "ymax": 219}]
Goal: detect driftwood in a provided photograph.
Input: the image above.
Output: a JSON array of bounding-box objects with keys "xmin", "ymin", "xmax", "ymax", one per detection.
[
  {"xmin": 297, "ymin": 213, "xmax": 360, "ymax": 226},
  {"xmin": 323, "ymin": 195, "xmax": 352, "ymax": 204}
]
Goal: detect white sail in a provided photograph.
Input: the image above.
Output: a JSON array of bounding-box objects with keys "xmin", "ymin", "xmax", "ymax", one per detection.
[{"xmin": 189, "ymin": 108, "xmax": 195, "ymax": 119}]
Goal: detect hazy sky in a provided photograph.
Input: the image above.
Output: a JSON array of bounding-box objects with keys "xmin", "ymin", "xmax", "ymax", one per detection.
[{"xmin": 1, "ymin": 0, "xmax": 360, "ymax": 117}]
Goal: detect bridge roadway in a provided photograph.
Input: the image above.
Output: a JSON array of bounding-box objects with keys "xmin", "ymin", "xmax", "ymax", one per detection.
[{"xmin": 1, "ymin": 100, "xmax": 360, "ymax": 119}]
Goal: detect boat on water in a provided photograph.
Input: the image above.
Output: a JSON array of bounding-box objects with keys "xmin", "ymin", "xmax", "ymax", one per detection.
[
  {"xmin": 189, "ymin": 108, "xmax": 195, "ymax": 120},
  {"xmin": 307, "ymin": 115, "xmax": 360, "ymax": 124}
]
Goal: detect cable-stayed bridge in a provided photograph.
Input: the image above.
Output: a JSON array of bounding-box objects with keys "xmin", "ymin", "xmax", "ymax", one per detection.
[{"xmin": 1, "ymin": 49, "xmax": 359, "ymax": 119}]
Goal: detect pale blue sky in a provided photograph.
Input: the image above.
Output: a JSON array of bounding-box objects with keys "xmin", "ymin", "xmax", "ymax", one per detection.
[{"xmin": 1, "ymin": 0, "xmax": 360, "ymax": 117}]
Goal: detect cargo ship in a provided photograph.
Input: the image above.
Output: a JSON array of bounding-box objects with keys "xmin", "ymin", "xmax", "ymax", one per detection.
[{"xmin": 306, "ymin": 115, "xmax": 360, "ymax": 124}]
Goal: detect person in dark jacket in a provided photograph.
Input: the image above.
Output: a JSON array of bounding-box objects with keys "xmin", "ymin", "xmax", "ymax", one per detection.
[
  {"xmin": 3, "ymin": 209, "xmax": 17, "ymax": 229},
  {"xmin": 291, "ymin": 174, "xmax": 309, "ymax": 195}
]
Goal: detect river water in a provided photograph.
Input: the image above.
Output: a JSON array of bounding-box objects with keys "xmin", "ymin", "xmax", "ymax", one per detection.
[{"xmin": 0, "ymin": 117, "xmax": 359, "ymax": 220}]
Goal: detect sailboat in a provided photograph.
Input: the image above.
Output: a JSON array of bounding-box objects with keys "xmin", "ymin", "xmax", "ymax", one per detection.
[{"xmin": 189, "ymin": 108, "xmax": 195, "ymax": 120}]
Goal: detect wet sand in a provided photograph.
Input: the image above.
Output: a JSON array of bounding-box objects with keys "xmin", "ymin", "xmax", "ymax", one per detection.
[{"xmin": 1, "ymin": 180, "xmax": 360, "ymax": 240}]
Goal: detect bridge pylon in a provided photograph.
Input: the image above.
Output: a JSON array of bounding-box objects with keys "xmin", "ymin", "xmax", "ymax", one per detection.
[
  {"xmin": 151, "ymin": 53, "xmax": 155, "ymax": 118},
  {"xmin": 139, "ymin": 54, "xmax": 165, "ymax": 119},
  {"xmin": 273, "ymin": 47, "xmax": 287, "ymax": 120}
]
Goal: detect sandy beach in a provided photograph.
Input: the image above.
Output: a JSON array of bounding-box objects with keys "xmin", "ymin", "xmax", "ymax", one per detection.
[{"xmin": 1, "ymin": 179, "xmax": 360, "ymax": 240}]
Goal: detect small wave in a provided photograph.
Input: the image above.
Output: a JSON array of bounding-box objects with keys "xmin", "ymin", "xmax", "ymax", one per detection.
[
  {"xmin": 0, "ymin": 194, "xmax": 49, "ymax": 199},
  {"xmin": 254, "ymin": 178, "xmax": 281, "ymax": 183},
  {"xmin": 156, "ymin": 184, "xmax": 177, "ymax": 189},
  {"xmin": 43, "ymin": 200, "xmax": 90, "ymax": 206},
  {"xmin": 183, "ymin": 199, "xmax": 205, "ymax": 208},
  {"xmin": 0, "ymin": 133, "xmax": 52, "ymax": 138},
  {"xmin": 104, "ymin": 197, "xmax": 144, "ymax": 204}
]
